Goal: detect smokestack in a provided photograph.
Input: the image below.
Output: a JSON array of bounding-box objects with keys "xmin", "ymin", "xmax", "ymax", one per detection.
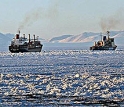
[
  {"xmin": 29, "ymin": 34, "xmax": 30, "ymax": 43},
  {"xmin": 16, "ymin": 34, "xmax": 19, "ymax": 39},
  {"xmin": 23, "ymin": 34, "xmax": 25, "ymax": 38}
]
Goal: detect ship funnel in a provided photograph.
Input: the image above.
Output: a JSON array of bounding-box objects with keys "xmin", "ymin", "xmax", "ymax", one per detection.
[
  {"xmin": 29, "ymin": 34, "xmax": 30, "ymax": 43},
  {"xmin": 16, "ymin": 34, "xmax": 19, "ymax": 39},
  {"xmin": 23, "ymin": 34, "xmax": 25, "ymax": 38}
]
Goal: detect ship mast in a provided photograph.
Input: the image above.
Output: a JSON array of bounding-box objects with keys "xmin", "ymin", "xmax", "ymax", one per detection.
[
  {"xmin": 107, "ymin": 31, "xmax": 110, "ymax": 39},
  {"xmin": 100, "ymin": 33, "xmax": 102, "ymax": 41},
  {"xmin": 18, "ymin": 30, "xmax": 20, "ymax": 36},
  {"xmin": 29, "ymin": 34, "xmax": 30, "ymax": 43}
]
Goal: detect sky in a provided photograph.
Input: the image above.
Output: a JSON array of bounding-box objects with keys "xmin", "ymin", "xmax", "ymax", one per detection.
[{"xmin": 0, "ymin": 0, "xmax": 124, "ymax": 39}]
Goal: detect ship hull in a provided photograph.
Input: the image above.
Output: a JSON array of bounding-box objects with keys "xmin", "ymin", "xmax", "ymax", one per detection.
[
  {"xmin": 90, "ymin": 46, "xmax": 117, "ymax": 50},
  {"xmin": 9, "ymin": 45, "xmax": 43, "ymax": 53}
]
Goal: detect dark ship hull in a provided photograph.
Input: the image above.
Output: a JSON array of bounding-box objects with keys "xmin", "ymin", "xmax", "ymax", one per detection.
[
  {"xmin": 90, "ymin": 46, "xmax": 117, "ymax": 50},
  {"xmin": 9, "ymin": 45, "xmax": 43, "ymax": 53}
]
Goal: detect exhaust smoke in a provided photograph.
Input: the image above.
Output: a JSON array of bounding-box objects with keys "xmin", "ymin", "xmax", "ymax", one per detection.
[
  {"xmin": 100, "ymin": 9, "xmax": 124, "ymax": 32},
  {"xmin": 18, "ymin": 1, "xmax": 59, "ymax": 31}
]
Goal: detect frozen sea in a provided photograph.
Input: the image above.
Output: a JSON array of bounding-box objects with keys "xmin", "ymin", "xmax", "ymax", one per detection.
[{"xmin": 0, "ymin": 46, "xmax": 124, "ymax": 106}]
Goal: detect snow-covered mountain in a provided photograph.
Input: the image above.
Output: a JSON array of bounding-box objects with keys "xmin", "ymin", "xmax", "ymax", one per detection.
[
  {"xmin": 49, "ymin": 35, "xmax": 73, "ymax": 43},
  {"xmin": 56, "ymin": 32, "xmax": 99, "ymax": 43},
  {"xmin": 49, "ymin": 31, "xmax": 124, "ymax": 43},
  {"xmin": 49, "ymin": 32, "xmax": 99, "ymax": 43}
]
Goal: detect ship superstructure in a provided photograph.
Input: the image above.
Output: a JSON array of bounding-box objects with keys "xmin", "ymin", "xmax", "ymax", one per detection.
[
  {"xmin": 90, "ymin": 31, "xmax": 117, "ymax": 50},
  {"xmin": 9, "ymin": 32, "xmax": 43, "ymax": 53}
]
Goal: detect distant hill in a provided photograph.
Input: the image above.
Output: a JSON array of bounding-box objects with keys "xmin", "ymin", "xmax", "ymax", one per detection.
[
  {"xmin": 112, "ymin": 31, "xmax": 124, "ymax": 45},
  {"xmin": 0, "ymin": 33, "xmax": 14, "ymax": 51},
  {"xmin": 54, "ymin": 32, "xmax": 100, "ymax": 43},
  {"xmin": 49, "ymin": 35, "xmax": 73, "ymax": 43},
  {"xmin": 49, "ymin": 31, "xmax": 123, "ymax": 44}
]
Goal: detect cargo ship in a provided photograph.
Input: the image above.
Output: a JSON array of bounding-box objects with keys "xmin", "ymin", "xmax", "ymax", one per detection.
[
  {"xmin": 90, "ymin": 31, "xmax": 117, "ymax": 50},
  {"xmin": 9, "ymin": 32, "xmax": 43, "ymax": 53}
]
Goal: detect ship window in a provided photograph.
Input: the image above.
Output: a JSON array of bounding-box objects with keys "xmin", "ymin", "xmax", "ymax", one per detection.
[{"xmin": 111, "ymin": 39, "xmax": 114, "ymax": 42}]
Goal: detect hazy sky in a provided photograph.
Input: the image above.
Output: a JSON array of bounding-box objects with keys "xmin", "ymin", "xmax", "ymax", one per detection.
[{"xmin": 0, "ymin": 0, "xmax": 124, "ymax": 39}]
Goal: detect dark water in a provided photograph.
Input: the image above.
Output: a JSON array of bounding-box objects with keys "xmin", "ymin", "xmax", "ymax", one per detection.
[{"xmin": 0, "ymin": 50, "xmax": 124, "ymax": 106}]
